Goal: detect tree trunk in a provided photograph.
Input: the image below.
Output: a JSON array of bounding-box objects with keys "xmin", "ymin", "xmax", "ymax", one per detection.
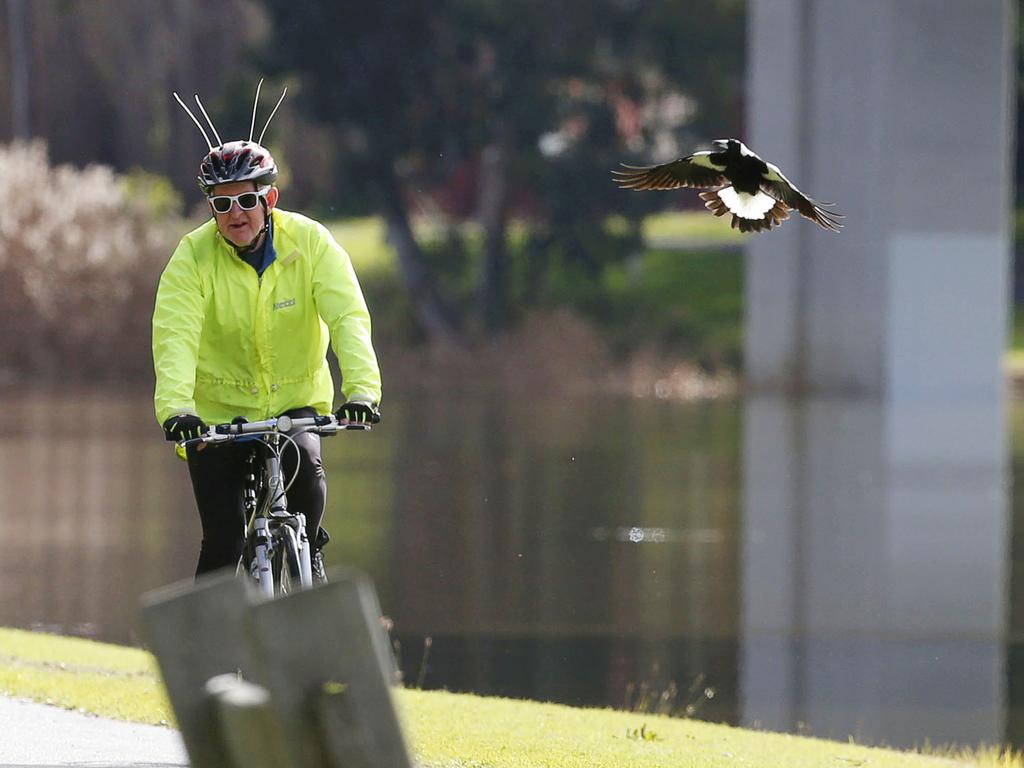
[
  {"xmin": 478, "ymin": 125, "xmax": 511, "ymax": 334},
  {"xmin": 376, "ymin": 163, "xmax": 462, "ymax": 347},
  {"xmin": 8, "ymin": 0, "xmax": 31, "ymax": 139}
]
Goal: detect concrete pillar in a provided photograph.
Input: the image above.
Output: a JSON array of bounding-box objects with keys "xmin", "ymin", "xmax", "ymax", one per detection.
[
  {"xmin": 741, "ymin": 395, "xmax": 1007, "ymax": 746},
  {"xmin": 745, "ymin": 0, "xmax": 1013, "ymax": 402},
  {"xmin": 741, "ymin": 0, "xmax": 1014, "ymax": 747}
]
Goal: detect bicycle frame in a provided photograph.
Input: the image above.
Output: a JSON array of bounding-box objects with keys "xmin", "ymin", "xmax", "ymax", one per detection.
[
  {"xmin": 240, "ymin": 430, "xmax": 312, "ymax": 597},
  {"xmin": 185, "ymin": 413, "xmax": 367, "ymax": 598}
]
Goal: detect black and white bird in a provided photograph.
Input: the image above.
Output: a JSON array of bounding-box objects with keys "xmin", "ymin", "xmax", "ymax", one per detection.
[{"xmin": 612, "ymin": 139, "xmax": 842, "ymax": 233}]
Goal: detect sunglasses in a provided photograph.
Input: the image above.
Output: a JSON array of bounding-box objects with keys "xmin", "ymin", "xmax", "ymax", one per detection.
[{"xmin": 208, "ymin": 186, "xmax": 270, "ymax": 214}]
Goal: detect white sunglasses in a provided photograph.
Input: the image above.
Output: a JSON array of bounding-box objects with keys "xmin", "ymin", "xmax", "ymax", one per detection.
[{"xmin": 208, "ymin": 186, "xmax": 271, "ymax": 214}]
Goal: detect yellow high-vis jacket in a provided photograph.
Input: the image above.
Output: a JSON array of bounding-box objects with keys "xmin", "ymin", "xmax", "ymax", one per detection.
[{"xmin": 152, "ymin": 208, "xmax": 381, "ymax": 427}]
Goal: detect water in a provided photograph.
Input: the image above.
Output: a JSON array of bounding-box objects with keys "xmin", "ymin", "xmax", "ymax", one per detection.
[{"xmin": 0, "ymin": 389, "xmax": 1016, "ymax": 748}]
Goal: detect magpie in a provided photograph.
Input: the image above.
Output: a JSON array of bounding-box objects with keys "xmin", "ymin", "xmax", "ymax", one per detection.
[{"xmin": 612, "ymin": 139, "xmax": 843, "ymax": 233}]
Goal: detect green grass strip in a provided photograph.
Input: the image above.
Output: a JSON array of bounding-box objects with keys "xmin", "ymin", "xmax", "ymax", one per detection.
[
  {"xmin": 0, "ymin": 628, "xmax": 1018, "ymax": 767},
  {"xmin": 398, "ymin": 688, "xmax": 978, "ymax": 768},
  {"xmin": 0, "ymin": 628, "xmax": 170, "ymax": 724}
]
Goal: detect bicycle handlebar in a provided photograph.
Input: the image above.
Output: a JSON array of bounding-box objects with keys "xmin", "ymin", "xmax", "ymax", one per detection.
[{"xmin": 186, "ymin": 414, "xmax": 369, "ymax": 446}]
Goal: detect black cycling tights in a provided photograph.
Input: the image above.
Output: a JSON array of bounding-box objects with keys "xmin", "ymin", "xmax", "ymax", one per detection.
[{"xmin": 186, "ymin": 407, "xmax": 327, "ymax": 577}]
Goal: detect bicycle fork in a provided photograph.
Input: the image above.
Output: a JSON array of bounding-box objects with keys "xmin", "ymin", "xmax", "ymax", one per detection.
[
  {"xmin": 252, "ymin": 517, "xmax": 275, "ymax": 599},
  {"xmin": 297, "ymin": 514, "xmax": 312, "ymax": 586}
]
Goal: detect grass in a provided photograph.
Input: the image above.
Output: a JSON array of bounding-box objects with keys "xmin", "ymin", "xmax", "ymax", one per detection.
[
  {"xmin": 0, "ymin": 627, "xmax": 1020, "ymax": 768},
  {"xmin": 327, "ymin": 216, "xmax": 397, "ymax": 279},
  {"xmin": 399, "ymin": 688, "xmax": 980, "ymax": 768},
  {"xmin": 1009, "ymin": 309, "xmax": 1024, "ymax": 360},
  {"xmin": 0, "ymin": 628, "xmax": 169, "ymax": 723},
  {"xmin": 328, "ymin": 211, "xmax": 742, "ymax": 277},
  {"xmin": 327, "ymin": 212, "xmax": 1024, "ymax": 378},
  {"xmin": 642, "ymin": 210, "xmax": 745, "ymax": 245},
  {"xmin": 328, "ymin": 211, "xmax": 747, "ymax": 364}
]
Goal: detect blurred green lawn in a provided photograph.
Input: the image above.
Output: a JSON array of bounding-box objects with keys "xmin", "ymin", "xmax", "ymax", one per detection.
[
  {"xmin": 1008, "ymin": 311, "xmax": 1024, "ymax": 367},
  {"xmin": 330, "ymin": 212, "xmax": 745, "ymax": 366},
  {"xmin": 642, "ymin": 210, "xmax": 746, "ymax": 245},
  {"xmin": 330, "ymin": 213, "xmax": 1022, "ymax": 368},
  {"xmin": 329, "ymin": 216, "xmax": 396, "ymax": 278},
  {"xmin": 329, "ymin": 211, "xmax": 743, "ymax": 278}
]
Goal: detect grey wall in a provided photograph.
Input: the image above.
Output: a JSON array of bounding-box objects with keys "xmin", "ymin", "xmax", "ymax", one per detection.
[
  {"xmin": 744, "ymin": 0, "xmax": 1013, "ymax": 404},
  {"xmin": 741, "ymin": 0, "xmax": 1014, "ymax": 747},
  {"xmin": 741, "ymin": 395, "xmax": 1007, "ymax": 746}
]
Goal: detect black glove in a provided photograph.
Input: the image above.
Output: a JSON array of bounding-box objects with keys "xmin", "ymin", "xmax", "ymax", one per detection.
[
  {"xmin": 163, "ymin": 414, "xmax": 208, "ymax": 442},
  {"xmin": 335, "ymin": 402, "xmax": 380, "ymax": 425}
]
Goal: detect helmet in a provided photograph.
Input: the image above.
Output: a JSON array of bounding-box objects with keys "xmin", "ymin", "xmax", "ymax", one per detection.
[{"xmin": 197, "ymin": 140, "xmax": 278, "ymax": 195}]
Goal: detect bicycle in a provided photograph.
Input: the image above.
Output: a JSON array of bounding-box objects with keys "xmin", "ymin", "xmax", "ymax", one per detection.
[{"xmin": 183, "ymin": 413, "xmax": 368, "ymax": 598}]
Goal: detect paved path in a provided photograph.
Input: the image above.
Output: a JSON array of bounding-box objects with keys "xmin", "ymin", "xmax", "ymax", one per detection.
[{"xmin": 0, "ymin": 697, "xmax": 188, "ymax": 767}]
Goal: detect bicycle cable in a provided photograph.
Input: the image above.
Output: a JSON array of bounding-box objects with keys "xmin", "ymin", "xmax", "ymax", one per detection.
[
  {"xmin": 184, "ymin": 423, "xmax": 315, "ymax": 507},
  {"xmin": 277, "ymin": 428, "xmax": 306, "ymax": 497},
  {"xmin": 254, "ymin": 428, "xmax": 306, "ymax": 507}
]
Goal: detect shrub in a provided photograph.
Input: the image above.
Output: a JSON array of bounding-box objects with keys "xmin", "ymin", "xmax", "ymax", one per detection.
[{"xmin": 0, "ymin": 142, "xmax": 184, "ymax": 384}]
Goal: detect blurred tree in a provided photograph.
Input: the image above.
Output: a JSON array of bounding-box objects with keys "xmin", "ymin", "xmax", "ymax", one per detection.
[
  {"xmin": 259, "ymin": 0, "xmax": 463, "ymax": 344},
  {"xmin": 0, "ymin": 0, "xmax": 750, "ymax": 370},
  {"xmin": 0, "ymin": 0, "xmax": 265, "ymax": 196},
  {"xmin": 258, "ymin": 0, "xmax": 743, "ymax": 342},
  {"xmin": 466, "ymin": 0, "xmax": 743, "ymax": 318}
]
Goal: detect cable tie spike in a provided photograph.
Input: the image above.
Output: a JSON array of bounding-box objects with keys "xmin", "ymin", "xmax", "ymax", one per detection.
[
  {"xmin": 249, "ymin": 78, "xmax": 264, "ymax": 142},
  {"xmin": 258, "ymin": 86, "xmax": 288, "ymax": 145},
  {"xmin": 173, "ymin": 91, "xmax": 213, "ymax": 150},
  {"xmin": 193, "ymin": 94, "xmax": 223, "ymax": 148}
]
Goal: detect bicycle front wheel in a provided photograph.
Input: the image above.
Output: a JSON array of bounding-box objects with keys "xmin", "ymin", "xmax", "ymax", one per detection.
[{"xmin": 271, "ymin": 527, "xmax": 302, "ymax": 595}]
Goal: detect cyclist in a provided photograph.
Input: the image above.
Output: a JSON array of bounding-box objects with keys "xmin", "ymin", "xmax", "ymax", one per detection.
[{"xmin": 153, "ymin": 85, "xmax": 381, "ymax": 583}]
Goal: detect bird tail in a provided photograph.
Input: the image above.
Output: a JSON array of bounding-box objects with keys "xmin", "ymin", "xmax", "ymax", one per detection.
[{"xmin": 700, "ymin": 188, "xmax": 790, "ymax": 233}]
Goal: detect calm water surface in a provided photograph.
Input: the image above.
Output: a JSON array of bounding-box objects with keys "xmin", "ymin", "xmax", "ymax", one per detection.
[{"xmin": 0, "ymin": 389, "xmax": 1019, "ymax": 748}]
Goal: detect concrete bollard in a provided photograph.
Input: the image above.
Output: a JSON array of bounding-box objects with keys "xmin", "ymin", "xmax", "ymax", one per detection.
[
  {"xmin": 245, "ymin": 568, "xmax": 412, "ymax": 768},
  {"xmin": 206, "ymin": 673, "xmax": 294, "ymax": 768},
  {"xmin": 142, "ymin": 566, "xmax": 411, "ymax": 768},
  {"xmin": 317, "ymin": 682, "xmax": 379, "ymax": 768},
  {"xmin": 140, "ymin": 570, "xmax": 255, "ymax": 768}
]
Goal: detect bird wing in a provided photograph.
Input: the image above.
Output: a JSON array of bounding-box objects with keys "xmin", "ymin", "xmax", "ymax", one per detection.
[
  {"xmin": 760, "ymin": 163, "xmax": 844, "ymax": 232},
  {"xmin": 611, "ymin": 152, "xmax": 728, "ymax": 191}
]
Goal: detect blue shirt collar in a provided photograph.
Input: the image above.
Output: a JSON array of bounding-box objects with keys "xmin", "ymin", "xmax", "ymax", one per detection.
[{"xmin": 239, "ymin": 214, "xmax": 277, "ymax": 276}]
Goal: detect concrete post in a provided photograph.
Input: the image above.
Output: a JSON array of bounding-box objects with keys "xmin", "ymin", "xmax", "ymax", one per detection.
[
  {"xmin": 745, "ymin": 0, "xmax": 1013, "ymax": 402},
  {"xmin": 140, "ymin": 573, "xmax": 254, "ymax": 768},
  {"xmin": 741, "ymin": 395, "xmax": 1007, "ymax": 745},
  {"xmin": 244, "ymin": 570, "xmax": 411, "ymax": 768},
  {"xmin": 742, "ymin": 0, "xmax": 1014, "ymax": 746},
  {"xmin": 142, "ymin": 568, "xmax": 411, "ymax": 768}
]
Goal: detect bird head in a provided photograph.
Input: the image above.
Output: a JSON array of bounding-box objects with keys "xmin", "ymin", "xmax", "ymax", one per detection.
[{"xmin": 712, "ymin": 139, "xmax": 731, "ymax": 151}]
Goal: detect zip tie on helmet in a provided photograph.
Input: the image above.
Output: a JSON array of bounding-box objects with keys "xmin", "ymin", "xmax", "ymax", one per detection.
[
  {"xmin": 173, "ymin": 91, "xmax": 214, "ymax": 151},
  {"xmin": 175, "ymin": 81, "xmax": 286, "ymax": 150},
  {"xmin": 249, "ymin": 78, "xmax": 264, "ymax": 142},
  {"xmin": 193, "ymin": 94, "xmax": 223, "ymax": 147},
  {"xmin": 258, "ymin": 86, "xmax": 288, "ymax": 145}
]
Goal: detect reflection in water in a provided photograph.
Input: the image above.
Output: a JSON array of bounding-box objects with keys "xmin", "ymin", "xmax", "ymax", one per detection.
[
  {"xmin": 379, "ymin": 392, "xmax": 739, "ymax": 724},
  {"xmin": 0, "ymin": 390, "xmax": 1018, "ymax": 748},
  {"xmin": 0, "ymin": 394, "xmax": 199, "ymax": 645},
  {"xmin": 743, "ymin": 395, "xmax": 1008, "ymax": 748}
]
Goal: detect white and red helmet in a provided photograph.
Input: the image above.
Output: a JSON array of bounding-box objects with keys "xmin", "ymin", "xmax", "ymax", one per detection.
[{"xmin": 197, "ymin": 140, "xmax": 278, "ymax": 194}]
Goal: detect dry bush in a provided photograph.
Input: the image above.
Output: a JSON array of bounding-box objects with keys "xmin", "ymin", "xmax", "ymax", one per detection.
[
  {"xmin": 380, "ymin": 307, "xmax": 737, "ymax": 401},
  {"xmin": 0, "ymin": 141, "xmax": 183, "ymax": 384}
]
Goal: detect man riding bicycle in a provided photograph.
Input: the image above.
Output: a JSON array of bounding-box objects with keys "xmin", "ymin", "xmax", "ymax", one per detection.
[{"xmin": 153, "ymin": 83, "xmax": 381, "ymax": 583}]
